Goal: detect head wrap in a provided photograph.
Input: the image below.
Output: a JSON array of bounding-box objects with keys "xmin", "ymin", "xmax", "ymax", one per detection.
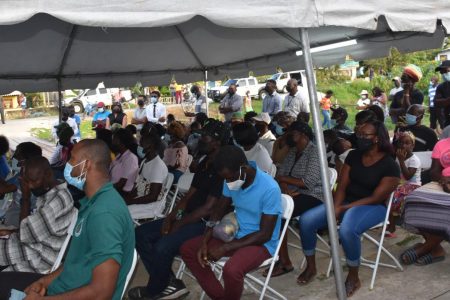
[
  {"xmin": 403, "ymin": 64, "xmax": 423, "ymax": 82},
  {"xmin": 288, "ymin": 121, "xmax": 314, "ymax": 140}
]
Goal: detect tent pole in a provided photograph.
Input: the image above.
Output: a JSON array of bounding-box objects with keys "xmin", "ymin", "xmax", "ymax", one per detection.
[
  {"xmin": 299, "ymin": 28, "xmax": 347, "ymax": 300},
  {"xmin": 204, "ymin": 70, "xmax": 208, "ymax": 117},
  {"xmin": 57, "ymin": 78, "xmax": 62, "ymax": 123}
]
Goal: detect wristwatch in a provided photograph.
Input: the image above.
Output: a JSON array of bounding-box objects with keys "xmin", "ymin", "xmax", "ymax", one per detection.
[{"xmin": 205, "ymin": 220, "xmax": 220, "ymax": 228}]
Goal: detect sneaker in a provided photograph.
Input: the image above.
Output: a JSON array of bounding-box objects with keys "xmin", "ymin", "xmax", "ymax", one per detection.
[{"xmin": 155, "ymin": 279, "xmax": 189, "ymax": 300}]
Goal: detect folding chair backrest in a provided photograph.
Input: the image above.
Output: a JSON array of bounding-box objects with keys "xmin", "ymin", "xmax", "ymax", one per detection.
[
  {"xmin": 177, "ymin": 173, "xmax": 195, "ymax": 194},
  {"xmin": 50, "ymin": 209, "xmax": 78, "ymax": 273},
  {"xmin": 272, "ymin": 195, "xmax": 294, "ymax": 257},
  {"xmin": 269, "ymin": 164, "xmax": 277, "ymax": 178},
  {"xmin": 413, "ymin": 151, "xmax": 432, "ymax": 170},
  {"xmin": 161, "ymin": 173, "xmax": 174, "ymax": 202},
  {"xmin": 328, "ymin": 167, "xmax": 337, "ymax": 187},
  {"xmin": 121, "ymin": 249, "xmax": 138, "ymax": 299},
  {"xmin": 159, "ymin": 173, "xmax": 175, "ymax": 216},
  {"xmin": 186, "ymin": 154, "xmax": 193, "ymax": 168}
]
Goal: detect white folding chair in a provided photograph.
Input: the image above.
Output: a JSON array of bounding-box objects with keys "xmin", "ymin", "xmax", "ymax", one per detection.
[
  {"xmin": 197, "ymin": 194, "xmax": 294, "ymax": 300},
  {"xmin": 269, "ymin": 164, "xmax": 277, "ymax": 178},
  {"xmin": 49, "ymin": 210, "xmax": 78, "ymax": 273},
  {"xmin": 288, "ymin": 167, "xmax": 337, "ymax": 267},
  {"xmin": 129, "ymin": 173, "xmax": 176, "ymax": 224},
  {"xmin": 326, "ymin": 193, "xmax": 403, "ymax": 290},
  {"xmin": 413, "ymin": 151, "xmax": 432, "ymax": 170},
  {"xmin": 0, "ymin": 192, "xmax": 14, "ymax": 219},
  {"xmin": 121, "ymin": 249, "xmax": 139, "ymax": 299}
]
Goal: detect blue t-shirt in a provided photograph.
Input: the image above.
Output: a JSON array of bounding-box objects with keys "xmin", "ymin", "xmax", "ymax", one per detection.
[
  {"xmin": 73, "ymin": 115, "xmax": 81, "ymax": 138},
  {"xmin": 222, "ymin": 161, "xmax": 282, "ymax": 256},
  {"xmin": 0, "ymin": 155, "xmax": 10, "ymax": 180},
  {"xmin": 92, "ymin": 110, "xmax": 110, "ymax": 121}
]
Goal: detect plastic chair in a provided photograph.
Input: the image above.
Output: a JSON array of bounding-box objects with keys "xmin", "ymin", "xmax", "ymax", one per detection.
[
  {"xmin": 326, "ymin": 192, "xmax": 403, "ymax": 290},
  {"xmin": 197, "ymin": 194, "xmax": 294, "ymax": 300},
  {"xmin": 121, "ymin": 249, "xmax": 138, "ymax": 299},
  {"xmin": 49, "ymin": 210, "xmax": 78, "ymax": 273},
  {"xmin": 129, "ymin": 173, "xmax": 176, "ymax": 224}
]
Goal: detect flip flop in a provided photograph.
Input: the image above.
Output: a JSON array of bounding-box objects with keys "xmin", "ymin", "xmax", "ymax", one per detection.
[
  {"xmin": 262, "ymin": 262, "xmax": 294, "ymax": 278},
  {"xmin": 400, "ymin": 243, "xmax": 421, "ymax": 265},
  {"xmin": 415, "ymin": 253, "xmax": 446, "ymax": 266},
  {"xmin": 345, "ymin": 280, "xmax": 361, "ymax": 298}
]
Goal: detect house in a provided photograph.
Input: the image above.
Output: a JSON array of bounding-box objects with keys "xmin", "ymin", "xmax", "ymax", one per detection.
[
  {"xmin": 435, "ymin": 49, "xmax": 450, "ymax": 61},
  {"xmin": 339, "ymin": 56, "xmax": 360, "ymax": 80}
]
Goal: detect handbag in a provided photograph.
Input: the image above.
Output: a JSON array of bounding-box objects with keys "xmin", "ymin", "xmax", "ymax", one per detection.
[{"xmin": 212, "ymin": 212, "xmax": 239, "ymax": 243}]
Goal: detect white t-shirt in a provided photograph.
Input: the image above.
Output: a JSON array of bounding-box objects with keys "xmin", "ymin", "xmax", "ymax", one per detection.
[
  {"xmin": 356, "ymin": 98, "xmax": 370, "ymax": 108},
  {"xmin": 258, "ymin": 130, "xmax": 276, "ymax": 156},
  {"xmin": 396, "ymin": 154, "xmax": 421, "ymax": 185},
  {"xmin": 51, "ymin": 117, "xmax": 79, "ymax": 140},
  {"xmin": 389, "ymin": 86, "xmax": 403, "ymax": 96},
  {"xmin": 133, "ymin": 107, "xmax": 147, "ymax": 130},
  {"xmin": 134, "ymin": 155, "xmax": 168, "ymax": 198},
  {"xmin": 244, "ymin": 143, "xmax": 273, "ymax": 173}
]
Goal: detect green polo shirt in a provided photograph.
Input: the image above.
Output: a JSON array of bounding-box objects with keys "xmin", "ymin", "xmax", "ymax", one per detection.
[{"xmin": 47, "ymin": 182, "xmax": 135, "ymax": 300}]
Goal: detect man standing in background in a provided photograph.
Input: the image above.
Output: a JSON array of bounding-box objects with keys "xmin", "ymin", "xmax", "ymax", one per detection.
[
  {"xmin": 219, "ymin": 84, "xmax": 242, "ymax": 124},
  {"xmin": 262, "ymin": 80, "xmax": 282, "ymax": 117},
  {"xmin": 428, "ymin": 75, "xmax": 445, "ymax": 133}
]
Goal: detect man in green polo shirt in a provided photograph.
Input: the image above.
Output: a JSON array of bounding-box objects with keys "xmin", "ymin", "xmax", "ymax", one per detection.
[{"xmin": 0, "ymin": 139, "xmax": 135, "ymax": 300}]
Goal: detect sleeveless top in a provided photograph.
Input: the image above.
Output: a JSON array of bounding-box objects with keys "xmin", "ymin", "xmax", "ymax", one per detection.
[{"xmin": 108, "ymin": 112, "xmax": 126, "ymax": 125}]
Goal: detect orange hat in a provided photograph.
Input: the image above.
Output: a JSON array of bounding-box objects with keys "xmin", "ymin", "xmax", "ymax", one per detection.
[{"xmin": 403, "ymin": 64, "xmax": 423, "ymax": 82}]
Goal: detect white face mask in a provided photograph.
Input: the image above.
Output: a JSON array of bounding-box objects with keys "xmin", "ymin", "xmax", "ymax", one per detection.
[
  {"xmin": 98, "ymin": 107, "xmax": 104, "ymax": 113},
  {"xmin": 151, "ymin": 97, "xmax": 158, "ymax": 104},
  {"xmin": 226, "ymin": 167, "xmax": 247, "ymax": 191}
]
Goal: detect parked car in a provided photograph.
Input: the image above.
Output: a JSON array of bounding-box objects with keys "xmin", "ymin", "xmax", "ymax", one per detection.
[
  {"xmin": 64, "ymin": 87, "xmax": 132, "ymax": 113},
  {"xmin": 208, "ymin": 77, "xmax": 265, "ymax": 102}
]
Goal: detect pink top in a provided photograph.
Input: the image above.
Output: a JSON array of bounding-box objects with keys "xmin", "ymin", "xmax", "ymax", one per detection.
[
  {"xmin": 432, "ymin": 138, "xmax": 450, "ymax": 169},
  {"xmin": 110, "ymin": 149, "xmax": 139, "ymax": 192},
  {"xmin": 163, "ymin": 143, "xmax": 189, "ymax": 173}
]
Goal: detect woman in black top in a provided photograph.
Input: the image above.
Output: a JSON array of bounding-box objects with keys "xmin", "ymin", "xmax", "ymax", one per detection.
[
  {"xmin": 106, "ymin": 103, "xmax": 128, "ymax": 129},
  {"xmin": 298, "ymin": 120, "xmax": 400, "ymax": 297}
]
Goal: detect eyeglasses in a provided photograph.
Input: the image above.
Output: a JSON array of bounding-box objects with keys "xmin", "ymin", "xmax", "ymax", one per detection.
[{"xmin": 356, "ymin": 133, "xmax": 376, "ymax": 139}]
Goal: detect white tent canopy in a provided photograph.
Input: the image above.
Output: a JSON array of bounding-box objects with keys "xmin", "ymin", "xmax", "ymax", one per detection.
[{"xmin": 0, "ymin": 1, "xmax": 447, "ymax": 93}]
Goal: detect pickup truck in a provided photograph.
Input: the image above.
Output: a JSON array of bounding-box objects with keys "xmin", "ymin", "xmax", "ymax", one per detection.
[
  {"xmin": 208, "ymin": 77, "xmax": 265, "ymax": 102},
  {"xmin": 64, "ymin": 87, "xmax": 132, "ymax": 113}
]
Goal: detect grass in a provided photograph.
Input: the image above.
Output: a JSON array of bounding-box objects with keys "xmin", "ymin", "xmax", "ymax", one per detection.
[{"xmin": 31, "ymin": 119, "xmax": 96, "ymax": 142}]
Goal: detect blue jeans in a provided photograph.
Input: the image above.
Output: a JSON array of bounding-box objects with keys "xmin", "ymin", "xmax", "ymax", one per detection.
[
  {"xmin": 321, "ymin": 110, "xmax": 331, "ymax": 129},
  {"xmin": 299, "ymin": 204, "xmax": 386, "ymax": 267},
  {"xmin": 135, "ymin": 218, "xmax": 206, "ymax": 296}
]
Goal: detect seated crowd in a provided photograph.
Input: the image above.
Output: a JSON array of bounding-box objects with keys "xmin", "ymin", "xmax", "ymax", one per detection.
[{"xmin": 0, "ymin": 61, "xmax": 449, "ymax": 300}]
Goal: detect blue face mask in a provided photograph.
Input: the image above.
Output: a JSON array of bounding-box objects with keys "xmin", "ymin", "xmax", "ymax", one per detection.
[
  {"xmin": 330, "ymin": 119, "xmax": 337, "ymax": 127},
  {"xmin": 405, "ymin": 113, "xmax": 417, "ymax": 126},
  {"xmin": 151, "ymin": 97, "xmax": 158, "ymax": 104},
  {"xmin": 275, "ymin": 124, "xmax": 285, "ymax": 136},
  {"xmin": 11, "ymin": 158, "xmax": 21, "ymax": 173},
  {"xmin": 64, "ymin": 160, "xmax": 87, "ymax": 191},
  {"xmin": 442, "ymin": 72, "xmax": 450, "ymax": 82},
  {"xmin": 137, "ymin": 146, "xmax": 146, "ymax": 159}
]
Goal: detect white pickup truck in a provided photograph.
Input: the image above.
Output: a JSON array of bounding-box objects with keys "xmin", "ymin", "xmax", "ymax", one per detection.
[
  {"xmin": 64, "ymin": 87, "xmax": 132, "ymax": 113},
  {"xmin": 208, "ymin": 77, "xmax": 265, "ymax": 102}
]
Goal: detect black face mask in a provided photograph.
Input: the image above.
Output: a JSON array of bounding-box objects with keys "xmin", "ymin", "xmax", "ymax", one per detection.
[
  {"xmin": 356, "ymin": 137, "xmax": 374, "ymax": 152},
  {"xmin": 286, "ymin": 134, "xmax": 297, "ymax": 147},
  {"xmin": 286, "ymin": 86, "xmax": 292, "ymax": 93},
  {"xmin": 254, "ymin": 123, "xmax": 266, "ymax": 134},
  {"xmin": 137, "ymin": 100, "xmax": 145, "ymax": 106},
  {"xmin": 228, "ymin": 91, "xmax": 235, "ymax": 96},
  {"xmin": 62, "ymin": 117, "xmax": 68, "ymax": 122},
  {"xmin": 197, "ymin": 140, "xmax": 211, "ymax": 155},
  {"xmin": 31, "ymin": 186, "xmax": 50, "ymax": 197},
  {"xmin": 113, "ymin": 109, "xmax": 121, "ymax": 114}
]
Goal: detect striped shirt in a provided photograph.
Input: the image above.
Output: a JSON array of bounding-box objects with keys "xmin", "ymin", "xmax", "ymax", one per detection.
[
  {"xmin": 429, "ymin": 82, "xmax": 438, "ymax": 107},
  {"xmin": 277, "ymin": 142, "xmax": 324, "ymax": 201},
  {"xmin": 0, "ymin": 182, "xmax": 75, "ymax": 273}
]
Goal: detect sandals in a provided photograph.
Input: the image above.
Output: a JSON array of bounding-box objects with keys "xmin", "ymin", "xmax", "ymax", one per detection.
[
  {"xmin": 400, "ymin": 243, "xmax": 421, "ymax": 265},
  {"xmin": 415, "ymin": 253, "xmax": 446, "ymax": 266},
  {"xmin": 345, "ymin": 280, "xmax": 361, "ymax": 298},
  {"xmin": 262, "ymin": 262, "xmax": 294, "ymax": 278}
]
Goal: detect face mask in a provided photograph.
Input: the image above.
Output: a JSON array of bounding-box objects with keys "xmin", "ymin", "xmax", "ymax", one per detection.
[
  {"xmin": 137, "ymin": 100, "xmax": 145, "ymax": 106},
  {"xmin": 113, "ymin": 108, "xmax": 120, "ymax": 113},
  {"xmin": 11, "ymin": 158, "xmax": 21, "ymax": 173},
  {"xmin": 286, "ymin": 86, "xmax": 292, "ymax": 93},
  {"xmin": 64, "ymin": 160, "xmax": 87, "ymax": 191},
  {"xmin": 356, "ymin": 137, "xmax": 374, "ymax": 152},
  {"xmin": 137, "ymin": 146, "xmax": 146, "ymax": 159},
  {"xmin": 405, "ymin": 113, "xmax": 417, "ymax": 126},
  {"xmin": 31, "ymin": 187, "xmax": 50, "ymax": 198},
  {"xmin": 361, "ymin": 95, "xmax": 367, "ymax": 99},
  {"xmin": 226, "ymin": 167, "xmax": 247, "ymax": 191},
  {"xmin": 62, "ymin": 117, "xmax": 68, "ymax": 122},
  {"xmin": 98, "ymin": 107, "xmax": 104, "ymax": 113},
  {"xmin": 286, "ymin": 134, "xmax": 297, "ymax": 147},
  {"xmin": 197, "ymin": 140, "xmax": 211, "ymax": 155},
  {"xmin": 275, "ymin": 124, "xmax": 285, "ymax": 136},
  {"xmin": 442, "ymin": 72, "xmax": 450, "ymax": 82},
  {"xmin": 228, "ymin": 90, "xmax": 235, "ymax": 96},
  {"xmin": 254, "ymin": 123, "xmax": 266, "ymax": 134},
  {"xmin": 165, "ymin": 134, "xmax": 171, "ymax": 142},
  {"xmin": 151, "ymin": 97, "xmax": 158, "ymax": 104},
  {"xmin": 330, "ymin": 119, "xmax": 337, "ymax": 127}
]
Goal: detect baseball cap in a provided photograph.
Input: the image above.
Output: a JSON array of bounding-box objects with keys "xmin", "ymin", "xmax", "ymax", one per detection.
[
  {"xmin": 435, "ymin": 60, "xmax": 450, "ymax": 72},
  {"xmin": 97, "ymin": 102, "xmax": 105, "ymax": 108},
  {"xmin": 252, "ymin": 112, "xmax": 271, "ymax": 125}
]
